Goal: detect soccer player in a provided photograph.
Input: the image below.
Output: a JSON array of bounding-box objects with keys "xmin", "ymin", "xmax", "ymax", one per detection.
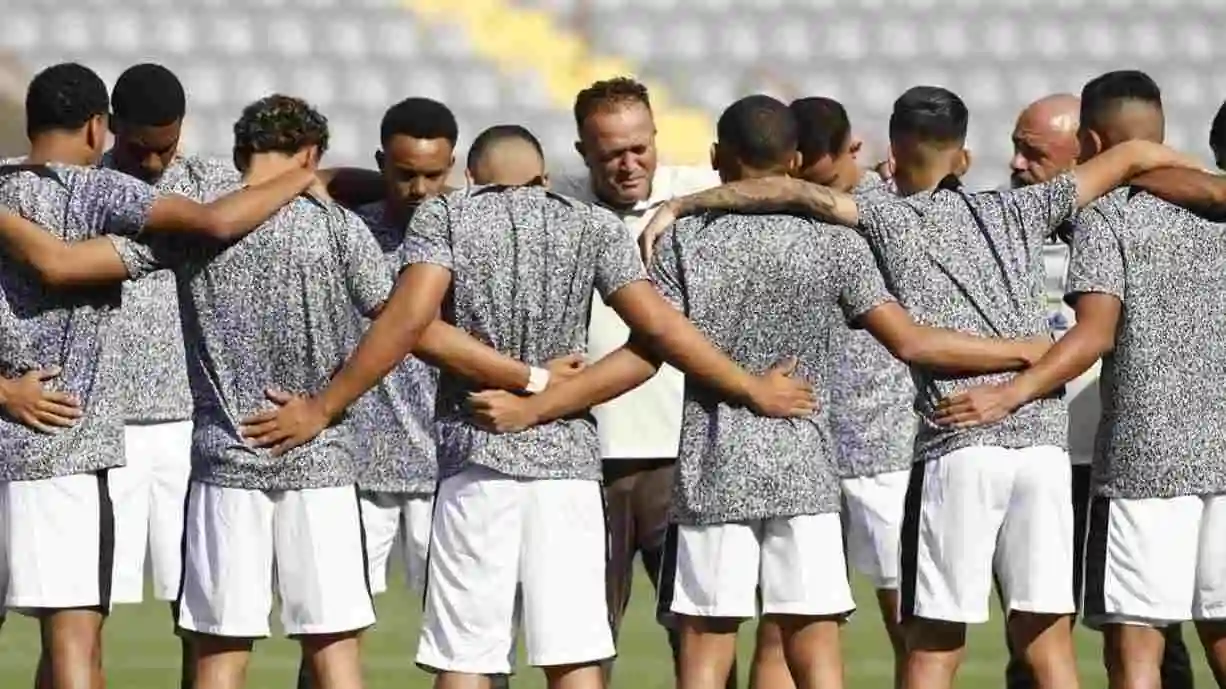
[
  {"xmin": 0, "ymin": 64, "xmax": 314, "ymax": 689},
  {"xmin": 637, "ymin": 85, "xmax": 1200, "ymax": 689},
  {"xmin": 935, "ymin": 70, "xmax": 1226, "ymax": 689},
  {"xmin": 466, "ymin": 124, "xmax": 550, "ymax": 186},
  {"xmin": 1003, "ymin": 90, "xmax": 1194, "ymax": 689},
  {"xmin": 549, "ymin": 77, "xmax": 725, "ymax": 686},
  {"xmin": 234, "ymin": 123, "xmax": 821, "ymax": 689}
]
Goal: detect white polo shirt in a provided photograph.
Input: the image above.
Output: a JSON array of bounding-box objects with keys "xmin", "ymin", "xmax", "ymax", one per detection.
[
  {"xmin": 1044, "ymin": 237, "xmax": 1099, "ymax": 466},
  {"xmin": 553, "ymin": 166, "xmax": 721, "ymax": 459}
]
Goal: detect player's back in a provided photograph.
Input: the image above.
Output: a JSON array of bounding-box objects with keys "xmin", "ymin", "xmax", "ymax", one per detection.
[
  {"xmin": 656, "ymin": 211, "xmax": 883, "ymax": 524},
  {"xmin": 112, "ymin": 190, "xmax": 392, "ymax": 491},
  {"xmin": 1076, "ymin": 189, "xmax": 1226, "ymax": 497},
  {"xmin": 409, "ymin": 185, "xmax": 645, "ymax": 482},
  {"xmin": 0, "ymin": 163, "xmax": 153, "ymax": 481}
]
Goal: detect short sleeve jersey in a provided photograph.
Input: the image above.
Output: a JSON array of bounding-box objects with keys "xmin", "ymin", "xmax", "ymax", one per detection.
[
  {"xmin": 0, "ymin": 163, "xmax": 156, "ymax": 481},
  {"xmin": 856, "ymin": 173, "xmax": 1078, "ymax": 464},
  {"xmin": 401, "ymin": 185, "xmax": 647, "ymax": 482},
  {"xmin": 110, "ymin": 185, "xmax": 393, "ymax": 491},
  {"xmin": 1067, "ymin": 188, "xmax": 1226, "ymax": 499},
  {"xmin": 650, "ymin": 211, "xmax": 895, "ymax": 525}
]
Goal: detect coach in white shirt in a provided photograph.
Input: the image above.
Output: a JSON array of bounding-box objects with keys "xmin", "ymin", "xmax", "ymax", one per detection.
[{"xmin": 550, "ymin": 77, "xmax": 727, "ymax": 687}]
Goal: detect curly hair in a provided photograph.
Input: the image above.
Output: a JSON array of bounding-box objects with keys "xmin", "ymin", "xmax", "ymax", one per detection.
[
  {"xmin": 25, "ymin": 62, "xmax": 109, "ymax": 136},
  {"xmin": 232, "ymin": 94, "xmax": 328, "ymax": 167},
  {"xmin": 572, "ymin": 77, "xmax": 651, "ymax": 129}
]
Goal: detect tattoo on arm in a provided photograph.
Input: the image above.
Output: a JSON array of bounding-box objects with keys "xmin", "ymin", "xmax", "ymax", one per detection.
[{"xmin": 673, "ymin": 178, "xmax": 855, "ymax": 225}]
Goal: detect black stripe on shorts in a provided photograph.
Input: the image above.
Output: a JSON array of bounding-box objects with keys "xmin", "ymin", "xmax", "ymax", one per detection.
[
  {"xmin": 898, "ymin": 461, "xmax": 926, "ymax": 621},
  {"xmin": 1082, "ymin": 495, "xmax": 1111, "ymax": 620},
  {"xmin": 95, "ymin": 470, "xmax": 116, "ymax": 613}
]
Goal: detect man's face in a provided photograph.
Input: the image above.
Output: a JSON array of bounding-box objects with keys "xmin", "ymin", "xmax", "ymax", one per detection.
[
  {"xmin": 576, "ymin": 102, "xmax": 658, "ymax": 207},
  {"xmin": 796, "ymin": 136, "xmax": 862, "ymax": 192},
  {"xmin": 378, "ymin": 134, "xmax": 454, "ymax": 213},
  {"xmin": 111, "ymin": 119, "xmax": 182, "ymax": 182},
  {"xmin": 1010, "ymin": 120, "xmax": 1078, "ymax": 188}
]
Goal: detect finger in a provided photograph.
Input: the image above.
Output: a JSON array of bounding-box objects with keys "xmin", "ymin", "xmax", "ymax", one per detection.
[
  {"xmin": 36, "ymin": 401, "xmax": 84, "ymax": 419},
  {"xmin": 271, "ymin": 435, "xmax": 307, "ymax": 456},
  {"xmin": 769, "ymin": 356, "xmax": 799, "ymax": 376},
  {"xmin": 240, "ymin": 410, "xmax": 280, "ymax": 426},
  {"xmin": 20, "ymin": 414, "xmax": 54, "ymax": 434},
  {"xmin": 247, "ymin": 429, "xmax": 290, "ymax": 449},
  {"xmin": 934, "ymin": 393, "xmax": 971, "ymax": 409},
  {"xmin": 33, "ymin": 411, "xmax": 79, "ymax": 428},
  {"xmin": 240, "ymin": 421, "xmax": 283, "ymax": 439},
  {"xmin": 933, "ymin": 402, "xmax": 975, "ymax": 420},
  {"xmin": 41, "ymin": 391, "xmax": 81, "ymax": 409},
  {"xmin": 36, "ymin": 366, "xmax": 63, "ymax": 381},
  {"xmin": 264, "ymin": 388, "xmax": 294, "ymax": 404}
]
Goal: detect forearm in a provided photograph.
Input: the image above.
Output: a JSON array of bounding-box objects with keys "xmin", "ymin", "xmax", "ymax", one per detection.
[
  {"xmin": 525, "ymin": 344, "xmax": 658, "ymax": 425},
  {"xmin": 318, "ymin": 167, "xmax": 384, "ymax": 209},
  {"xmin": 0, "ymin": 212, "xmax": 128, "ymax": 286},
  {"xmin": 900, "ymin": 327, "xmax": 1036, "ymax": 374},
  {"xmin": 1129, "ymin": 168, "xmax": 1226, "ymax": 221},
  {"xmin": 629, "ymin": 304, "xmax": 759, "ymax": 404},
  {"xmin": 414, "ymin": 321, "xmax": 530, "ymax": 390},
  {"xmin": 202, "ymin": 168, "xmax": 314, "ymax": 239},
  {"xmin": 671, "ymin": 177, "xmax": 858, "ymax": 226},
  {"xmin": 1005, "ymin": 325, "xmax": 1111, "ymax": 405}
]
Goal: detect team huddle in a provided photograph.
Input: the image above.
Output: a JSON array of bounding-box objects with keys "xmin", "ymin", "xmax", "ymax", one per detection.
[{"xmin": 0, "ymin": 58, "xmax": 1223, "ymax": 689}]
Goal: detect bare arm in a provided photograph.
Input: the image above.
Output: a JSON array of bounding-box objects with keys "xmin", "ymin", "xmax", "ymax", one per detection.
[
  {"xmin": 1000, "ymin": 295, "xmax": 1119, "ymax": 404},
  {"xmin": 668, "ymin": 176, "xmax": 860, "ymax": 226},
  {"xmin": 414, "ymin": 320, "xmax": 532, "ymax": 390},
  {"xmin": 1128, "ymin": 168, "xmax": 1226, "ymax": 221},
  {"xmin": 0, "ymin": 211, "xmax": 129, "ymax": 287},
  {"xmin": 144, "ymin": 167, "xmax": 315, "ymax": 241},
  {"xmin": 317, "ymin": 167, "xmax": 385, "ymax": 209},
  {"xmin": 860, "ymin": 302, "xmax": 1047, "ymax": 373},
  {"xmin": 1070, "ymin": 140, "xmax": 1204, "ymax": 209}
]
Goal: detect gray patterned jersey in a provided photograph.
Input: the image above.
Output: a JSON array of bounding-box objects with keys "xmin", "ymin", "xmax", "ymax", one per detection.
[
  {"xmin": 1066, "ymin": 188, "xmax": 1226, "ymax": 499},
  {"xmin": 351, "ymin": 201, "xmax": 438, "ymax": 494},
  {"xmin": 828, "ymin": 171, "xmax": 917, "ymax": 478},
  {"xmin": 856, "ymin": 173, "xmax": 1077, "ymax": 464},
  {"xmin": 110, "ymin": 187, "xmax": 392, "ymax": 491},
  {"xmin": 651, "ymin": 211, "xmax": 895, "ymax": 525},
  {"xmin": 101, "ymin": 152, "xmax": 241, "ymax": 423},
  {"xmin": 0, "ymin": 163, "xmax": 155, "ymax": 481},
  {"xmin": 402, "ymin": 185, "xmax": 646, "ymax": 482}
]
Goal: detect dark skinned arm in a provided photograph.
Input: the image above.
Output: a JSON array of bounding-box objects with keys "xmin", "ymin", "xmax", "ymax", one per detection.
[
  {"xmin": 317, "ymin": 167, "xmax": 385, "ymax": 209},
  {"xmin": 1068, "ymin": 140, "xmax": 1206, "ymax": 209},
  {"xmin": 0, "ymin": 211, "xmax": 129, "ymax": 286},
  {"xmin": 1128, "ymin": 168, "xmax": 1226, "ymax": 221},
  {"xmin": 414, "ymin": 320, "xmax": 532, "ymax": 391},
  {"xmin": 142, "ymin": 167, "xmax": 316, "ymax": 241},
  {"xmin": 859, "ymin": 302, "xmax": 1049, "ymax": 373}
]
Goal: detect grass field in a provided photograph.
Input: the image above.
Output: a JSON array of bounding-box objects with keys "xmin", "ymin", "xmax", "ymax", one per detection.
[{"xmin": 0, "ymin": 571, "xmax": 1216, "ymax": 688}]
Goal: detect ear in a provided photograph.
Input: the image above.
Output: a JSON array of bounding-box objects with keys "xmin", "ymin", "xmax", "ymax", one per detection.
[
  {"xmin": 955, "ymin": 148, "xmax": 972, "ymax": 177},
  {"xmin": 573, "ymin": 140, "xmax": 585, "ymax": 162},
  {"xmin": 374, "ymin": 149, "xmax": 385, "ymax": 172},
  {"xmin": 89, "ymin": 114, "xmax": 107, "ymax": 151},
  {"xmin": 709, "ymin": 143, "xmax": 719, "ymax": 172},
  {"xmin": 848, "ymin": 137, "xmax": 864, "ymax": 157},
  {"xmin": 785, "ymin": 150, "xmax": 802, "ymax": 177},
  {"xmin": 540, "ymin": 171, "xmax": 551, "ymax": 189}
]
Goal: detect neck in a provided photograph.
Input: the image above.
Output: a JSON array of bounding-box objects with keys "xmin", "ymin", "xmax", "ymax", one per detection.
[
  {"xmin": 242, "ymin": 153, "xmax": 299, "ymax": 186},
  {"xmin": 841, "ymin": 167, "xmax": 864, "ymax": 194},
  {"xmin": 25, "ymin": 134, "xmax": 93, "ymax": 167},
  {"xmin": 892, "ymin": 165, "xmax": 951, "ymax": 196}
]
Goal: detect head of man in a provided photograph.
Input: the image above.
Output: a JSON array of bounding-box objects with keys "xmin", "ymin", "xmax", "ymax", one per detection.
[
  {"xmin": 1078, "ymin": 70, "xmax": 1164, "ymax": 162},
  {"xmin": 109, "ymin": 63, "xmax": 186, "ymax": 183},
  {"xmin": 573, "ymin": 77, "xmax": 657, "ymax": 208},
  {"xmin": 711, "ymin": 95, "xmax": 800, "ymax": 184},
  {"xmin": 25, "ymin": 62, "xmax": 110, "ymax": 165},
  {"xmin": 887, "ymin": 86, "xmax": 971, "ymax": 193},
  {"xmin": 1010, "ymin": 93, "xmax": 1080, "ymax": 188},
  {"xmin": 466, "ymin": 124, "xmax": 547, "ymax": 187},
  {"xmin": 375, "ymin": 97, "xmax": 457, "ymax": 215},
  {"xmin": 232, "ymin": 94, "xmax": 328, "ymax": 175},
  {"xmin": 1210, "ymin": 100, "xmax": 1226, "ymax": 171},
  {"xmin": 789, "ymin": 97, "xmax": 862, "ymax": 193}
]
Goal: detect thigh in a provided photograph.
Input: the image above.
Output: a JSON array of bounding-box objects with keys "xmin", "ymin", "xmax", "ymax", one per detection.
[
  {"xmin": 842, "ymin": 470, "xmax": 909, "ymax": 590},
  {"xmin": 3, "ymin": 472, "xmax": 114, "ymax": 614},
  {"xmin": 661, "ymin": 521, "xmax": 761, "ymax": 620},
  {"xmin": 900, "ymin": 448, "xmax": 1012, "ymax": 624},
  {"xmin": 997, "ymin": 446, "xmax": 1075, "ymax": 616},
  {"xmin": 521, "ymin": 477, "xmax": 614, "ymax": 667},
  {"xmin": 416, "ymin": 467, "xmax": 521, "ymax": 675},
  {"xmin": 1193, "ymin": 494, "xmax": 1226, "ymax": 621},
  {"xmin": 147, "ymin": 421, "xmax": 193, "ymax": 601},
  {"xmin": 177, "ymin": 481, "xmax": 276, "ymax": 638},
  {"xmin": 358, "ymin": 491, "xmax": 401, "ymax": 596},
  {"xmin": 760, "ymin": 512, "xmax": 855, "ymax": 617},
  {"xmin": 1083, "ymin": 495, "xmax": 1200, "ymax": 629},
  {"xmin": 399, "ymin": 494, "xmax": 433, "ymax": 595},
  {"xmin": 275, "ymin": 485, "xmax": 374, "ymax": 637}
]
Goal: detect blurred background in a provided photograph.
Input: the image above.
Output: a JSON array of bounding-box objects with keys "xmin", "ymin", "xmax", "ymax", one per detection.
[{"xmin": 1, "ymin": 0, "xmax": 1224, "ymax": 188}]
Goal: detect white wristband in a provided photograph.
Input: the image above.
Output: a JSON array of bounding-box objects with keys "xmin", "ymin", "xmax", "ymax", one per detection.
[{"xmin": 525, "ymin": 366, "xmax": 551, "ymax": 394}]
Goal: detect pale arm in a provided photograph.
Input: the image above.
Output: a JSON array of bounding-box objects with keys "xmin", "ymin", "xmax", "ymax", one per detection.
[
  {"xmin": 1070, "ymin": 140, "xmax": 1205, "ymax": 209},
  {"xmin": 1128, "ymin": 168, "xmax": 1226, "ymax": 221}
]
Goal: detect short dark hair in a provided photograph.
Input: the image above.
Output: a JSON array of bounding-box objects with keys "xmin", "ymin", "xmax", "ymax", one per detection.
[
  {"xmin": 888, "ymin": 86, "xmax": 969, "ymax": 145},
  {"xmin": 379, "ymin": 97, "xmax": 458, "ymax": 147},
  {"xmin": 466, "ymin": 124, "xmax": 544, "ymax": 170},
  {"xmin": 790, "ymin": 97, "xmax": 851, "ymax": 161},
  {"xmin": 716, "ymin": 95, "xmax": 798, "ymax": 168},
  {"xmin": 1080, "ymin": 70, "xmax": 1162, "ymax": 133},
  {"xmin": 25, "ymin": 62, "xmax": 109, "ymax": 136},
  {"xmin": 573, "ymin": 77, "xmax": 651, "ymax": 129},
  {"xmin": 1211, "ymin": 100, "xmax": 1226, "ymax": 160},
  {"xmin": 111, "ymin": 63, "xmax": 185, "ymax": 127},
  {"xmin": 233, "ymin": 95, "xmax": 328, "ymax": 163}
]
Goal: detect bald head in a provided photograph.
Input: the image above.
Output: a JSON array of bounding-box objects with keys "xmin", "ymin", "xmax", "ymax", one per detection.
[
  {"xmin": 466, "ymin": 124, "xmax": 547, "ymax": 186},
  {"xmin": 1010, "ymin": 93, "xmax": 1080, "ymax": 188}
]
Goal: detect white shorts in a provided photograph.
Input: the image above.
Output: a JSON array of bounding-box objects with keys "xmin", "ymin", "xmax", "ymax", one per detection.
[
  {"xmin": 1083, "ymin": 494, "xmax": 1226, "ymax": 627},
  {"xmin": 359, "ymin": 491, "xmax": 432, "ymax": 595},
  {"xmin": 111, "ymin": 420, "xmax": 192, "ymax": 603},
  {"xmin": 658, "ymin": 513, "xmax": 856, "ymax": 620},
  {"xmin": 0, "ymin": 471, "xmax": 116, "ymax": 614},
  {"xmin": 417, "ymin": 466, "xmax": 613, "ymax": 674},
  {"xmin": 177, "ymin": 481, "xmax": 375, "ymax": 638},
  {"xmin": 842, "ymin": 469, "xmax": 909, "ymax": 590},
  {"xmin": 900, "ymin": 445, "xmax": 1075, "ymax": 624}
]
